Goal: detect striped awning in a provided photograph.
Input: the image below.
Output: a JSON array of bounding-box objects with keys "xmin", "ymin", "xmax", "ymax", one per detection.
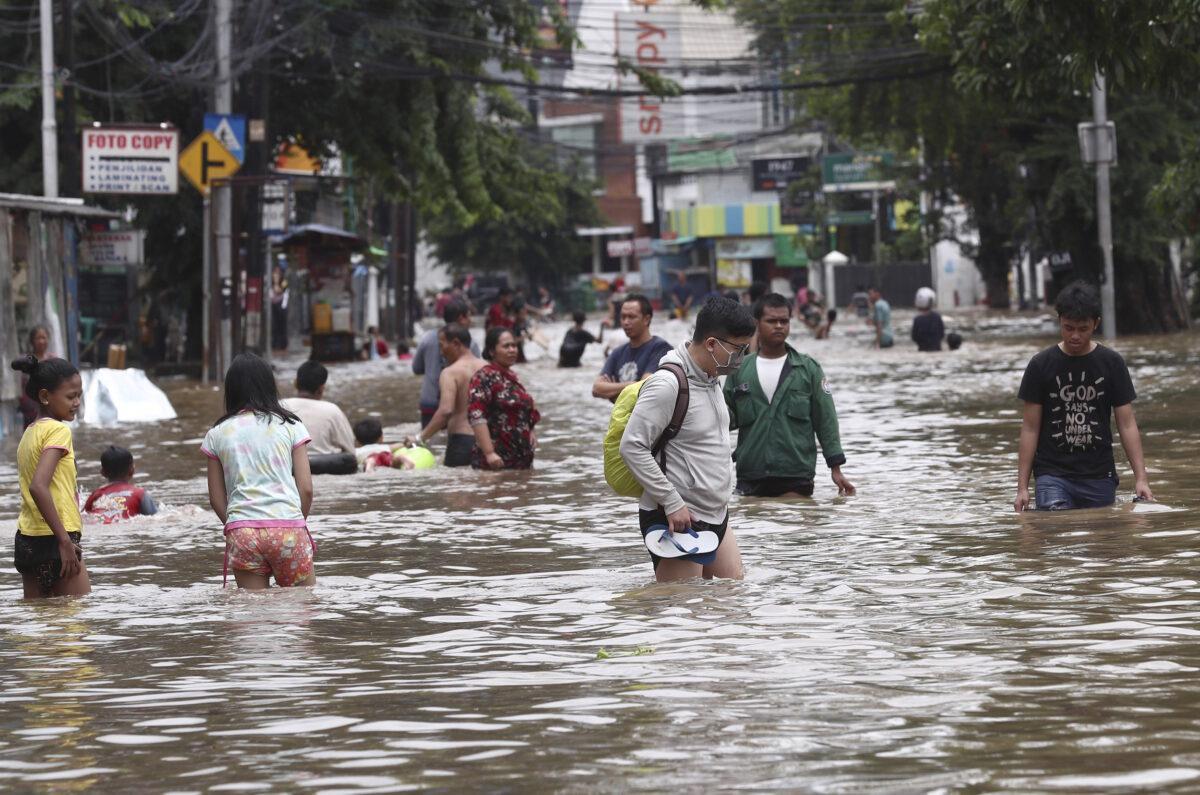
[{"xmin": 665, "ymin": 202, "xmax": 799, "ymax": 239}]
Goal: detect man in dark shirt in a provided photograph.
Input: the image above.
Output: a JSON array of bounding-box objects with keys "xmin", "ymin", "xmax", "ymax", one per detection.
[
  {"xmin": 592, "ymin": 294, "xmax": 672, "ymax": 403},
  {"xmin": 911, "ymin": 289, "xmax": 945, "ymax": 351},
  {"xmin": 1015, "ymin": 280, "xmax": 1153, "ymax": 511},
  {"xmin": 558, "ymin": 311, "xmax": 604, "ymax": 368}
]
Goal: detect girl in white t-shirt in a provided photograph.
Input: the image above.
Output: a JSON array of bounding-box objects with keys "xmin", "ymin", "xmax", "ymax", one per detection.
[{"xmin": 201, "ymin": 353, "xmax": 315, "ymax": 589}]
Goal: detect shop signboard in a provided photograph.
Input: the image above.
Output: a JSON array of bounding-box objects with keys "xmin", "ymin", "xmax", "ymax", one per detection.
[
  {"xmin": 79, "ymin": 230, "xmax": 145, "ymax": 269},
  {"xmin": 82, "ymin": 125, "xmax": 179, "ymax": 195},
  {"xmin": 752, "ymin": 155, "xmax": 809, "ymax": 191},
  {"xmin": 616, "ymin": 9, "xmax": 684, "ymax": 143},
  {"xmin": 261, "ymin": 180, "xmax": 291, "ymax": 234},
  {"xmin": 827, "ymin": 209, "xmax": 874, "ymax": 226},
  {"xmin": 781, "ymin": 190, "xmax": 817, "ymax": 225},
  {"xmin": 716, "ymin": 258, "xmax": 752, "ymax": 288},
  {"xmin": 606, "ymin": 237, "xmax": 653, "ymax": 258},
  {"xmin": 821, "ymin": 151, "xmax": 895, "ymax": 193},
  {"xmin": 716, "ymin": 237, "xmax": 775, "ymax": 260}
]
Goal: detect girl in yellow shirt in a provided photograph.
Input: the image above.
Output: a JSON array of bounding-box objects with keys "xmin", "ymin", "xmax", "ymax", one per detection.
[{"xmin": 9, "ymin": 354, "xmax": 88, "ymax": 598}]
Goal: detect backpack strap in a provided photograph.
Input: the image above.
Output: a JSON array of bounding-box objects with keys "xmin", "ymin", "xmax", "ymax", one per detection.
[{"xmin": 650, "ymin": 362, "xmax": 689, "ymax": 471}]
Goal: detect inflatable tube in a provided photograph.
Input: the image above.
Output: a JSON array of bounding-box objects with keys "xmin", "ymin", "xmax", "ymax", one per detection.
[
  {"xmin": 308, "ymin": 453, "xmax": 358, "ymax": 475},
  {"xmin": 393, "ymin": 445, "xmax": 436, "ymax": 470}
]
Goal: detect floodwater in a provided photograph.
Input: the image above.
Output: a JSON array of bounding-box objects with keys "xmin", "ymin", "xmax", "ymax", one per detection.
[{"xmin": 2, "ymin": 310, "xmax": 1199, "ymax": 793}]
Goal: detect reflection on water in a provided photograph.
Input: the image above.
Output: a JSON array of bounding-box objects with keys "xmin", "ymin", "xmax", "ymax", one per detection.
[{"xmin": 1, "ymin": 313, "xmax": 1198, "ymax": 791}]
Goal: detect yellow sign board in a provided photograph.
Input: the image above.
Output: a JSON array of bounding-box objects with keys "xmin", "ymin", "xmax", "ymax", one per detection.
[{"xmin": 179, "ymin": 130, "xmax": 240, "ymax": 195}]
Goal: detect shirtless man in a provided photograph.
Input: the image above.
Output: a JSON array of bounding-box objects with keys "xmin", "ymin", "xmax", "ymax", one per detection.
[{"xmin": 406, "ymin": 324, "xmax": 485, "ymax": 466}]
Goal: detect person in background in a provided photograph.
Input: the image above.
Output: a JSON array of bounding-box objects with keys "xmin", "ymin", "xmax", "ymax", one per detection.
[
  {"xmin": 800, "ymin": 291, "xmax": 825, "ymax": 333},
  {"xmin": 18, "ymin": 325, "xmax": 54, "ymax": 428},
  {"xmin": 725, "ymin": 294, "xmax": 855, "ymax": 499},
  {"xmin": 558, "ymin": 311, "xmax": 604, "ymax": 368},
  {"xmin": 911, "ymin": 287, "xmax": 945, "ymax": 352},
  {"xmin": 534, "ymin": 286, "xmax": 556, "ymax": 321},
  {"xmin": 816, "ymin": 307, "xmax": 837, "ymax": 341},
  {"xmin": 468, "ymin": 328, "xmax": 540, "ymax": 470},
  {"xmin": 609, "ymin": 276, "xmax": 628, "ymax": 328},
  {"xmin": 9, "ymin": 354, "xmax": 88, "ymax": 598},
  {"xmin": 202, "ymin": 353, "xmax": 315, "ymax": 590},
  {"xmin": 485, "ymin": 287, "xmax": 515, "ymax": 331},
  {"xmin": 270, "ymin": 263, "xmax": 289, "ymax": 352},
  {"xmin": 280, "ymin": 360, "xmax": 356, "ymax": 455},
  {"xmin": 353, "ymin": 418, "xmax": 416, "ymax": 472},
  {"xmin": 1015, "ymin": 280, "xmax": 1153, "ymax": 512},
  {"xmin": 592, "ymin": 295, "xmax": 673, "ymax": 403},
  {"xmin": 512, "ymin": 298, "xmax": 530, "ymax": 363},
  {"xmin": 412, "ymin": 300, "xmax": 479, "ymax": 428},
  {"xmin": 793, "ymin": 278, "xmax": 810, "ymax": 314},
  {"xmin": 360, "ymin": 325, "xmax": 389, "ymax": 360},
  {"xmin": 671, "ymin": 271, "xmax": 694, "ymax": 319},
  {"xmin": 868, "ymin": 285, "xmax": 894, "ymax": 348},
  {"xmin": 407, "ymin": 324, "xmax": 486, "ymax": 467},
  {"xmin": 433, "ymin": 286, "xmax": 454, "ymax": 319},
  {"xmin": 84, "ymin": 446, "xmax": 159, "ymax": 523},
  {"xmin": 947, "ymin": 332, "xmax": 963, "ymax": 351},
  {"xmin": 848, "ymin": 284, "xmax": 870, "ymax": 320}
]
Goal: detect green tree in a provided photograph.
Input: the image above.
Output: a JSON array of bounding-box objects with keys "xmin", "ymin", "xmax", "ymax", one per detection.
[
  {"xmin": 424, "ymin": 129, "xmax": 602, "ymax": 282},
  {"xmin": 0, "ymin": 0, "xmax": 601, "ymax": 349},
  {"xmin": 734, "ymin": 0, "xmax": 1196, "ymax": 330}
]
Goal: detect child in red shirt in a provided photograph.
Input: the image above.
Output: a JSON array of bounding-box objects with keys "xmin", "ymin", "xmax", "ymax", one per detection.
[{"xmin": 84, "ymin": 446, "xmax": 159, "ymax": 523}]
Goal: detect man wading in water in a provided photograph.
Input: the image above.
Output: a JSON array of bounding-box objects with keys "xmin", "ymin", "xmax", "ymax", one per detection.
[
  {"xmin": 1015, "ymin": 280, "xmax": 1154, "ymax": 512},
  {"xmin": 724, "ymin": 293, "xmax": 855, "ymax": 499},
  {"xmin": 620, "ymin": 297, "xmax": 756, "ymax": 582},
  {"xmin": 406, "ymin": 324, "xmax": 485, "ymax": 467}
]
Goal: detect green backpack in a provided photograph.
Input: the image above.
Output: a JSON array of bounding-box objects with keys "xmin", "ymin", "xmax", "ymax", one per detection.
[{"xmin": 603, "ymin": 363, "xmax": 689, "ymax": 497}]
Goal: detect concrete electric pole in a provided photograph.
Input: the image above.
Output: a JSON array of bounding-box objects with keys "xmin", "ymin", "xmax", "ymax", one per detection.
[
  {"xmin": 39, "ymin": 0, "xmax": 58, "ymax": 198},
  {"xmin": 1091, "ymin": 71, "xmax": 1117, "ymax": 339},
  {"xmin": 214, "ymin": 0, "xmax": 234, "ymax": 371}
]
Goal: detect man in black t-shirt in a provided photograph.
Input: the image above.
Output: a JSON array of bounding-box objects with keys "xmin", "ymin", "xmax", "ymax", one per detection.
[
  {"xmin": 558, "ymin": 311, "xmax": 604, "ymax": 368},
  {"xmin": 1015, "ymin": 280, "xmax": 1154, "ymax": 511}
]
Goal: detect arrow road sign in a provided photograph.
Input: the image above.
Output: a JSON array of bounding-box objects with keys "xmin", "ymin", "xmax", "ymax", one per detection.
[
  {"xmin": 179, "ymin": 130, "xmax": 240, "ymax": 195},
  {"xmin": 204, "ymin": 113, "xmax": 246, "ymax": 163}
]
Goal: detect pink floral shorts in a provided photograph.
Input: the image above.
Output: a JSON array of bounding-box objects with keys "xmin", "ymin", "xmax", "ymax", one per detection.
[{"xmin": 225, "ymin": 525, "xmax": 314, "ymax": 586}]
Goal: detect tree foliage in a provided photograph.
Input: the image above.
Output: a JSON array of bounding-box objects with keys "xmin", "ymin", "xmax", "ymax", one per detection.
[
  {"xmin": 424, "ymin": 130, "xmax": 601, "ymax": 282},
  {"xmin": 734, "ymin": 0, "xmax": 1196, "ymax": 330},
  {"xmin": 0, "ymin": 0, "xmax": 604, "ymax": 351}
]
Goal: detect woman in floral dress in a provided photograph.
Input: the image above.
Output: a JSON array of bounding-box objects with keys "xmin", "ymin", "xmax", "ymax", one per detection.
[{"xmin": 468, "ymin": 328, "xmax": 541, "ymax": 469}]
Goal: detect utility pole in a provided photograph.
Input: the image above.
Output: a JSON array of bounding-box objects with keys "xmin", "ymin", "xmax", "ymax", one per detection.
[
  {"xmin": 1092, "ymin": 71, "xmax": 1116, "ymax": 338},
  {"xmin": 61, "ymin": 0, "xmax": 78, "ymax": 196},
  {"xmin": 39, "ymin": 0, "xmax": 58, "ymax": 198},
  {"xmin": 213, "ymin": 0, "xmax": 233, "ymax": 374}
]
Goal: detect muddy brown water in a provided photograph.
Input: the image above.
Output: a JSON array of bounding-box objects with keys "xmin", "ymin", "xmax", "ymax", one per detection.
[{"xmin": 1, "ymin": 311, "xmax": 1198, "ymax": 792}]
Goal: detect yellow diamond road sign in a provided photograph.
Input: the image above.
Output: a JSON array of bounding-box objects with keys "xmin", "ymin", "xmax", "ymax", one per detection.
[{"xmin": 179, "ymin": 130, "xmax": 240, "ymax": 195}]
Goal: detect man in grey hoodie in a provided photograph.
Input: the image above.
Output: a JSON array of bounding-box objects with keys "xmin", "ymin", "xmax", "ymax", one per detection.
[{"xmin": 619, "ymin": 296, "xmax": 757, "ymax": 582}]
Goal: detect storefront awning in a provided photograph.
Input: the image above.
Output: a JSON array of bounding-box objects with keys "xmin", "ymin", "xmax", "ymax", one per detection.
[
  {"xmin": 665, "ymin": 202, "xmax": 799, "ymax": 239},
  {"xmin": 280, "ymin": 223, "xmax": 367, "ymax": 251}
]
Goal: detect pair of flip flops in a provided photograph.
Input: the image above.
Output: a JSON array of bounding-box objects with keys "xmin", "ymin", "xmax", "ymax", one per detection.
[{"xmin": 643, "ymin": 524, "xmax": 720, "ymax": 564}]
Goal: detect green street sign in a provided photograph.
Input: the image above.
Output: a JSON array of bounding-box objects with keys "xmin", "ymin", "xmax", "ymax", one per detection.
[
  {"xmin": 827, "ymin": 209, "xmax": 875, "ymax": 226},
  {"xmin": 822, "ymin": 152, "xmax": 895, "ymax": 192}
]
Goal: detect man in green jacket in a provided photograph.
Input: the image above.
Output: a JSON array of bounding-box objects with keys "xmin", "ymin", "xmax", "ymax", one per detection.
[{"xmin": 724, "ymin": 293, "xmax": 856, "ymax": 498}]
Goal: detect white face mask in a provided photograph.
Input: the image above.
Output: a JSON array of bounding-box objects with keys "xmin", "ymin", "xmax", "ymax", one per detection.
[{"xmin": 708, "ymin": 338, "xmax": 747, "ymax": 376}]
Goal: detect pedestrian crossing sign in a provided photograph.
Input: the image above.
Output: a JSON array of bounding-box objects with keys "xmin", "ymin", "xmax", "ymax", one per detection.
[{"xmin": 204, "ymin": 113, "xmax": 246, "ymax": 163}]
